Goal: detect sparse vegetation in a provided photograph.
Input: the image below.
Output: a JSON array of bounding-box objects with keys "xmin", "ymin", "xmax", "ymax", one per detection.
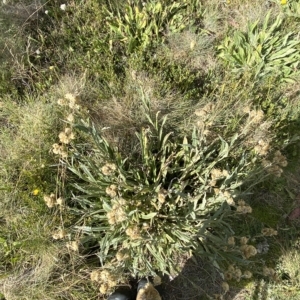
[{"xmin": 1, "ymin": 0, "xmax": 300, "ymax": 299}]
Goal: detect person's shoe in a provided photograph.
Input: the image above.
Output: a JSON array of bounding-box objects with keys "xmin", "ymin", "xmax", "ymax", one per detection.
[
  {"xmin": 137, "ymin": 279, "xmax": 161, "ymax": 300},
  {"xmin": 107, "ymin": 288, "xmax": 134, "ymax": 300}
]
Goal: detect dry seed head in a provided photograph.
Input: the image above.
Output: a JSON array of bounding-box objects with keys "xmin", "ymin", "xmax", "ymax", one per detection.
[
  {"xmin": 196, "ymin": 120, "xmax": 205, "ymax": 129},
  {"xmin": 157, "ymin": 189, "xmax": 168, "ymax": 204},
  {"xmin": 107, "ymin": 279, "xmax": 117, "ymax": 288},
  {"xmin": 267, "ymin": 165, "xmax": 283, "ymax": 177},
  {"xmin": 240, "ymin": 245, "xmax": 257, "ymax": 259},
  {"xmin": 262, "ymin": 228, "xmax": 278, "ymax": 236},
  {"xmin": 240, "ymin": 237, "xmax": 248, "ymax": 245},
  {"xmin": 249, "ymin": 109, "xmax": 264, "ymax": 124},
  {"xmin": 273, "ymin": 151, "xmax": 287, "ymax": 167},
  {"xmin": 64, "ymin": 93, "xmax": 80, "ymax": 110},
  {"xmin": 56, "ymin": 197, "xmax": 64, "ymax": 206},
  {"xmin": 254, "ymin": 139, "xmax": 269, "ymax": 156},
  {"xmin": 44, "ymin": 193, "xmax": 56, "ymax": 208},
  {"xmin": 263, "ymin": 266, "xmax": 276, "ymax": 277},
  {"xmin": 67, "ymin": 113, "xmax": 74, "ymax": 123},
  {"xmin": 66, "ymin": 241, "xmax": 79, "ymax": 251},
  {"xmin": 101, "ymin": 163, "xmax": 117, "ymax": 176},
  {"xmin": 153, "ymin": 275, "xmax": 162, "ymax": 286},
  {"xmin": 117, "ymin": 197, "xmax": 126, "ymax": 206},
  {"xmin": 236, "ymin": 205, "xmax": 252, "ymax": 214},
  {"xmin": 100, "ymin": 270, "xmax": 112, "ymax": 282},
  {"xmin": 228, "ymin": 236, "xmax": 235, "ymax": 246},
  {"xmin": 59, "ymin": 127, "xmax": 75, "ymax": 144},
  {"xmin": 90, "ymin": 270, "xmax": 101, "ymax": 282},
  {"xmin": 57, "ymin": 98, "xmax": 68, "ymax": 106},
  {"xmin": 106, "ymin": 184, "xmax": 118, "ymax": 198},
  {"xmin": 236, "ymin": 201, "xmax": 252, "ymax": 214},
  {"xmin": 99, "ymin": 283, "xmax": 109, "ymax": 294},
  {"xmin": 52, "ymin": 143, "xmax": 68, "ymax": 157},
  {"xmin": 114, "ymin": 207, "xmax": 126, "ymax": 223},
  {"xmin": 116, "ymin": 249, "xmax": 129, "ymax": 261},
  {"xmin": 243, "ymin": 270, "xmax": 252, "ymax": 279},
  {"xmin": 126, "ymin": 225, "xmax": 141, "ymax": 240},
  {"xmin": 52, "ymin": 228, "xmax": 66, "ymax": 240},
  {"xmin": 107, "ymin": 211, "xmax": 116, "ymax": 225},
  {"xmin": 227, "ymin": 265, "xmax": 235, "ymax": 273},
  {"xmin": 209, "ymin": 179, "xmax": 217, "ymax": 187},
  {"xmin": 52, "ymin": 143, "xmax": 61, "ymax": 154},
  {"xmin": 195, "ymin": 102, "xmax": 215, "ymax": 117},
  {"xmin": 238, "ymin": 200, "xmax": 246, "ymax": 206},
  {"xmin": 221, "ymin": 282, "xmax": 229, "ymax": 293},
  {"xmin": 233, "ymin": 268, "xmax": 242, "ymax": 281},
  {"xmin": 210, "ymin": 168, "xmax": 223, "ymax": 180},
  {"xmin": 214, "ymin": 188, "xmax": 220, "ymax": 195},
  {"xmin": 222, "ymin": 169, "xmax": 229, "ymax": 177}
]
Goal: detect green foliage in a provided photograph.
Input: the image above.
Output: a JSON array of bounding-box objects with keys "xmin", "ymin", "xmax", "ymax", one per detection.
[
  {"xmin": 106, "ymin": 0, "xmax": 203, "ymax": 54},
  {"xmin": 218, "ymin": 12, "xmax": 300, "ymax": 82},
  {"xmin": 283, "ymin": 0, "xmax": 300, "ymax": 18},
  {"xmin": 66, "ymin": 91, "xmax": 258, "ymax": 277}
]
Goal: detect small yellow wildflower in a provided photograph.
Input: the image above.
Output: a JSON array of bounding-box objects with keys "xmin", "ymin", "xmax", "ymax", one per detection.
[
  {"xmin": 281, "ymin": 0, "xmax": 287, "ymax": 5},
  {"xmin": 32, "ymin": 189, "xmax": 39, "ymax": 196}
]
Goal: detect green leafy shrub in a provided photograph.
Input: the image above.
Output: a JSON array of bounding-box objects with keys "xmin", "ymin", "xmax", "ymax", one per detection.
[
  {"xmin": 218, "ymin": 12, "xmax": 300, "ymax": 82},
  {"xmin": 106, "ymin": 0, "xmax": 203, "ymax": 54},
  {"xmin": 63, "ymin": 91, "xmax": 264, "ymax": 283}
]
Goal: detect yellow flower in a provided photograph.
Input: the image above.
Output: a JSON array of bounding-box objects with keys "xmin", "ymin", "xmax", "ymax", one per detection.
[
  {"xmin": 33, "ymin": 189, "xmax": 40, "ymax": 196},
  {"xmin": 281, "ymin": 0, "xmax": 287, "ymax": 5}
]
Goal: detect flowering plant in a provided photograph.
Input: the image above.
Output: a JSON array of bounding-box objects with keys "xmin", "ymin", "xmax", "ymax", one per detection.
[{"xmin": 63, "ymin": 91, "xmax": 261, "ymax": 287}]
